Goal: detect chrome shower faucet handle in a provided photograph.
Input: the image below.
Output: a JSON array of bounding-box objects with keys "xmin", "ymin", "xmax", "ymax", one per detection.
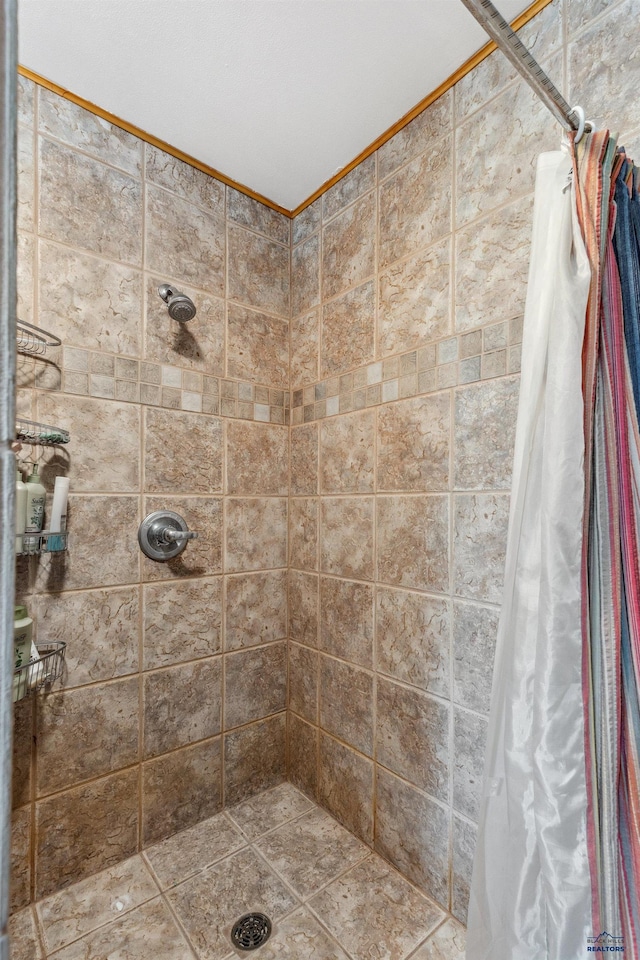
[{"xmin": 138, "ymin": 510, "xmax": 200, "ymax": 561}]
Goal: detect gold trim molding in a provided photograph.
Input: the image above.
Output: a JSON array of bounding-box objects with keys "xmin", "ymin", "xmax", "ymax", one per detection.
[{"xmin": 19, "ymin": 0, "xmax": 553, "ymax": 219}]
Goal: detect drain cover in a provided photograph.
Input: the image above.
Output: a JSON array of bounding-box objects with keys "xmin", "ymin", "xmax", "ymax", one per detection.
[{"xmin": 231, "ymin": 913, "xmax": 272, "ymax": 951}]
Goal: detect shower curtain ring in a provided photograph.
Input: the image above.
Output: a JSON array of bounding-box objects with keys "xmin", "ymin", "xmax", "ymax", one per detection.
[{"xmin": 572, "ymin": 105, "xmax": 586, "ymax": 144}]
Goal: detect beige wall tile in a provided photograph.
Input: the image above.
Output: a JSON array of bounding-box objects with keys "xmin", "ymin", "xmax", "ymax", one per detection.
[
  {"xmin": 378, "ymin": 92, "xmax": 452, "ymax": 180},
  {"xmin": 10, "ymin": 807, "xmax": 31, "ymax": 913},
  {"xmin": 377, "ymin": 394, "xmax": 450, "ymax": 492},
  {"xmin": 17, "ymin": 125, "xmax": 34, "ymax": 233},
  {"xmin": 454, "ymin": 377, "xmax": 519, "ymax": 489},
  {"xmin": 35, "ymin": 585, "xmax": 139, "ymax": 687},
  {"xmin": 225, "ymin": 497, "xmax": 287, "ymax": 572},
  {"xmin": 322, "ymin": 192, "xmax": 376, "ymax": 300},
  {"xmin": 375, "ymin": 768, "xmax": 449, "ymax": 906},
  {"xmin": 319, "ymin": 655, "xmax": 373, "ymax": 756},
  {"xmin": 227, "ymin": 223, "xmax": 290, "ymax": 318},
  {"xmin": 323, "ymin": 155, "xmax": 376, "ymax": 221},
  {"xmin": 455, "ymin": 196, "xmax": 533, "ymax": 333},
  {"xmin": 9, "ymin": 906, "xmax": 42, "ymax": 960},
  {"xmin": 321, "ymin": 280, "xmax": 375, "ymax": 378},
  {"xmin": 320, "ymin": 497, "xmax": 374, "ymax": 580},
  {"xmin": 291, "ymin": 309, "xmax": 320, "ymax": 388},
  {"xmin": 292, "ymin": 233, "xmax": 320, "ymax": 318},
  {"xmin": 376, "ymin": 677, "xmax": 449, "ymax": 800},
  {"xmin": 34, "ymin": 495, "xmax": 139, "ymax": 592},
  {"xmin": 291, "ymin": 423, "xmax": 319, "ymax": 496},
  {"xmin": 37, "ymin": 394, "xmax": 140, "ymax": 493},
  {"xmin": 453, "ymin": 708, "xmax": 487, "ymax": 822},
  {"xmin": 143, "ymin": 658, "xmax": 222, "ymax": 758},
  {"xmin": 225, "ymin": 642, "xmax": 287, "ymax": 728},
  {"xmin": 227, "ymin": 187, "xmax": 290, "ymax": 244},
  {"xmin": 453, "ymin": 600, "xmax": 498, "ymax": 715},
  {"xmin": 145, "ymin": 183, "xmax": 225, "ymax": 296},
  {"xmin": 145, "ymin": 408, "xmax": 222, "ymax": 494},
  {"xmin": 227, "ymin": 302, "xmax": 289, "ymax": 389},
  {"xmin": 376, "ymin": 587, "xmax": 449, "ymax": 698},
  {"xmin": 39, "ymin": 138, "xmax": 142, "ymax": 264},
  {"xmin": 379, "ymin": 139, "xmax": 451, "ymax": 270},
  {"xmin": 569, "ymin": 0, "xmax": 640, "ymax": 137},
  {"xmin": 39, "ymin": 90, "xmax": 143, "ymax": 175},
  {"xmin": 144, "ymin": 276, "xmax": 225, "ymax": 374},
  {"xmin": 452, "ymin": 816, "xmax": 476, "ymax": 924},
  {"xmin": 225, "ymin": 421, "xmax": 288, "ymax": 495},
  {"xmin": 143, "ymin": 577, "xmax": 221, "ymax": 669},
  {"xmin": 142, "ymin": 737, "xmax": 222, "ymax": 844},
  {"xmin": 289, "ymin": 497, "xmax": 318, "ymax": 571},
  {"xmin": 18, "ymin": 75, "xmax": 35, "ymax": 126},
  {"xmin": 289, "ymin": 570, "xmax": 319, "ymax": 646},
  {"xmin": 36, "ymin": 679, "xmax": 139, "ymax": 796},
  {"xmin": 319, "ymin": 577, "xmax": 374, "ymax": 669},
  {"xmin": 318, "ymin": 733, "xmax": 373, "ymax": 844},
  {"xmin": 288, "ymin": 714, "xmax": 318, "ymax": 799},
  {"xmin": 145, "ymin": 144, "xmax": 225, "ymax": 213},
  {"xmin": 17, "ymin": 231, "xmax": 35, "ymax": 324},
  {"xmin": 293, "ymin": 198, "xmax": 321, "ymax": 245},
  {"xmin": 35, "ymin": 769, "xmax": 139, "ymax": 899},
  {"xmin": 225, "ymin": 571, "xmax": 288, "ymax": 650},
  {"xmin": 377, "ymin": 495, "xmax": 449, "ymax": 592},
  {"xmin": 224, "ymin": 714, "xmax": 286, "ymax": 805},
  {"xmin": 320, "ymin": 410, "xmax": 375, "ymax": 494},
  {"xmin": 12, "ymin": 701, "xmax": 32, "ymax": 810},
  {"xmin": 378, "ymin": 237, "xmax": 451, "ymax": 356},
  {"xmin": 455, "ymin": 73, "xmax": 557, "ymax": 227},
  {"xmin": 453, "ymin": 493, "xmax": 509, "ymax": 603},
  {"xmin": 142, "ymin": 495, "xmax": 222, "ymax": 581},
  {"xmin": 289, "ymin": 642, "xmax": 318, "ymax": 723}
]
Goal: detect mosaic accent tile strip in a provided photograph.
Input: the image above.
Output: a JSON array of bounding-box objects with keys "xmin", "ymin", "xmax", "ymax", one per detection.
[
  {"xmin": 290, "ymin": 319, "xmax": 522, "ymax": 425},
  {"xmin": 24, "ymin": 347, "xmax": 291, "ymax": 424}
]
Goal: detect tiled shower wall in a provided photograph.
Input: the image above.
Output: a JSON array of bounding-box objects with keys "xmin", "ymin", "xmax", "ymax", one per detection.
[
  {"xmin": 12, "ymin": 77, "xmax": 291, "ymax": 908},
  {"xmin": 285, "ymin": 0, "xmax": 640, "ymax": 926}
]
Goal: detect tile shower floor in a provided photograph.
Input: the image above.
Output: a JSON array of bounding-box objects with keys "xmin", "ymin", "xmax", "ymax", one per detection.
[{"xmin": 10, "ymin": 783, "xmax": 466, "ymax": 960}]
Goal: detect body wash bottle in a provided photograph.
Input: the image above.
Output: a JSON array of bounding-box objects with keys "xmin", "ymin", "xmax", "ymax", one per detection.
[
  {"xmin": 15, "ymin": 469, "xmax": 27, "ymax": 554},
  {"xmin": 25, "ymin": 463, "xmax": 46, "ymax": 534}
]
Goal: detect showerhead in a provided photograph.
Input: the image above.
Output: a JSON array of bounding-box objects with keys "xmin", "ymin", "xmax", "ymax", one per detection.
[{"xmin": 157, "ymin": 284, "xmax": 197, "ymax": 322}]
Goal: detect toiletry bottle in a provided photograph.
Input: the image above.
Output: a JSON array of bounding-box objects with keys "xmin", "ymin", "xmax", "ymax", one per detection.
[
  {"xmin": 47, "ymin": 476, "xmax": 70, "ymax": 553},
  {"xmin": 25, "ymin": 463, "xmax": 46, "ymax": 534},
  {"xmin": 15, "ymin": 468, "xmax": 27, "ymax": 554},
  {"xmin": 13, "ymin": 605, "xmax": 33, "ymax": 702}
]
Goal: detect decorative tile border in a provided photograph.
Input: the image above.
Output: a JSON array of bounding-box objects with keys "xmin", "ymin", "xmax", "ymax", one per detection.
[
  {"xmin": 19, "ymin": 347, "xmax": 290, "ymax": 424},
  {"xmin": 290, "ymin": 318, "xmax": 523, "ymax": 425}
]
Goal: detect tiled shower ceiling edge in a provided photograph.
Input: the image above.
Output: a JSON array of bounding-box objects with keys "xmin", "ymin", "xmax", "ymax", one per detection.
[{"xmin": 17, "ymin": 0, "xmax": 553, "ymax": 219}]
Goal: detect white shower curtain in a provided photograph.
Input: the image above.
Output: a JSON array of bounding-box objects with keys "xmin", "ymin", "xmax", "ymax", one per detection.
[{"xmin": 466, "ymin": 146, "xmax": 593, "ymax": 960}]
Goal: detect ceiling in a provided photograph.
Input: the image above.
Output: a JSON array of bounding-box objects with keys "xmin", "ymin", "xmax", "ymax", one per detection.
[{"xmin": 18, "ymin": 0, "xmax": 533, "ymax": 211}]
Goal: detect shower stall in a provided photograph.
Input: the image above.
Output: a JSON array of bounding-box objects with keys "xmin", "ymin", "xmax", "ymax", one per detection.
[{"xmin": 2, "ymin": 0, "xmax": 639, "ymax": 956}]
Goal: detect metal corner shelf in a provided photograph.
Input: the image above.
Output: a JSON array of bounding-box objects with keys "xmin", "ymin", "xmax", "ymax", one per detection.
[
  {"xmin": 16, "ymin": 530, "xmax": 69, "ymax": 556},
  {"xmin": 13, "ymin": 641, "xmax": 66, "ymax": 702},
  {"xmin": 16, "ymin": 418, "xmax": 70, "ymax": 446},
  {"xmin": 16, "ymin": 318, "xmax": 62, "ymax": 357}
]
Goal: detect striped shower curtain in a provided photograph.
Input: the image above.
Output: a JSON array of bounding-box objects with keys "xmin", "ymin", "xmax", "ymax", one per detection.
[
  {"xmin": 574, "ymin": 131, "xmax": 640, "ymax": 957},
  {"xmin": 467, "ymin": 131, "xmax": 640, "ymax": 960}
]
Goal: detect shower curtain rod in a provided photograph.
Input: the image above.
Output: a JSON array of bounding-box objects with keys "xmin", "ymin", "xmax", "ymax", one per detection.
[{"xmin": 460, "ymin": 0, "xmax": 584, "ymax": 134}]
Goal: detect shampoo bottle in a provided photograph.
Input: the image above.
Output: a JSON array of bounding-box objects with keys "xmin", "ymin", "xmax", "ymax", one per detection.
[
  {"xmin": 15, "ymin": 469, "xmax": 27, "ymax": 554},
  {"xmin": 25, "ymin": 463, "xmax": 46, "ymax": 534},
  {"xmin": 13, "ymin": 605, "xmax": 33, "ymax": 702}
]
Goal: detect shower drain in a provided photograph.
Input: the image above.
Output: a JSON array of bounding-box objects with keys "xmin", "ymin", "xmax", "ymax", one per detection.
[{"xmin": 231, "ymin": 913, "xmax": 272, "ymax": 951}]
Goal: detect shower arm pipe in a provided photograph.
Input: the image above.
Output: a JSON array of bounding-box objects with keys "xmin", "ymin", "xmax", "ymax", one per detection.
[{"xmin": 459, "ymin": 0, "xmax": 582, "ymax": 134}]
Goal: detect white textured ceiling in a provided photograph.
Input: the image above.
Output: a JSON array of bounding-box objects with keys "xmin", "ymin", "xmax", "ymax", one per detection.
[{"xmin": 18, "ymin": 0, "xmax": 533, "ymax": 210}]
